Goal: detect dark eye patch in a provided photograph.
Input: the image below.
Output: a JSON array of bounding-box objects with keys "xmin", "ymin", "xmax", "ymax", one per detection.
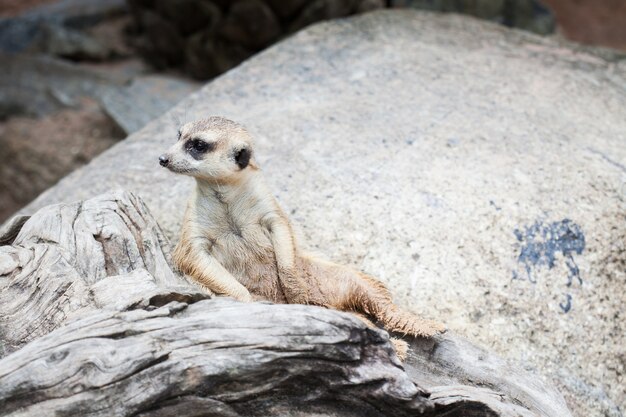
[{"xmin": 185, "ymin": 138, "xmax": 215, "ymax": 159}]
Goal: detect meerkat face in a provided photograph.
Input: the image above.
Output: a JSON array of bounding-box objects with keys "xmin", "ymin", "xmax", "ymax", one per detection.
[{"xmin": 159, "ymin": 117, "xmax": 253, "ymax": 181}]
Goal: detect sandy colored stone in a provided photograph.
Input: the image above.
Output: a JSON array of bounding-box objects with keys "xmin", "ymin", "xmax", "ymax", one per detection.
[{"xmin": 13, "ymin": 10, "xmax": 626, "ymax": 417}]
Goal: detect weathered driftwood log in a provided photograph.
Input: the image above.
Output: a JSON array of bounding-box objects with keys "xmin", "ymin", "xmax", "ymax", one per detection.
[
  {"xmin": 0, "ymin": 191, "xmax": 191, "ymax": 357},
  {"xmin": 0, "ymin": 192, "xmax": 572, "ymax": 416}
]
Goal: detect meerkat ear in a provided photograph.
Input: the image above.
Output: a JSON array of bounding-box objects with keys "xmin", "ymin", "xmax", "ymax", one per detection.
[{"xmin": 235, "ymin": 147, "xmax": 251, "ymax": 169}]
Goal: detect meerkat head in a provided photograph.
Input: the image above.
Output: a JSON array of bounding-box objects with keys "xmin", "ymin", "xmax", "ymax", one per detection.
[{"xmin": 159, "ymin": 116, "xmax": 255, "ymax": 182}]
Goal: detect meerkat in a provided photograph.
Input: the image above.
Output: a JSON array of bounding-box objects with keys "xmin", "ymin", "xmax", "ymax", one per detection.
[{"xmin": 159, "ymin": 116, "xmax": 445, "ymax": 359}]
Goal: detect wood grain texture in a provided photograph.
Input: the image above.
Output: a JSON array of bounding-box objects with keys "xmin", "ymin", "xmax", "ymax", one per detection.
[
  {"xmin": 0, "ymin": 192, "xmax": 572, "ymax": 416},
  {"xmin": 0, "ymin": 191, "xmax": 194, "ymax": 357}
]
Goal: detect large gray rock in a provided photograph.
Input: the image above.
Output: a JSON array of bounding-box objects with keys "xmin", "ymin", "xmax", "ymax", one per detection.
[
  {"xmin": 12, "ymin": 10, "xmax": 626, "ymax": 417},
  {"xmin": 0, "ymin": 53, "xmax": 198, "ymax": 131},
  {"xmin": 100, "ymin": 75, "xmax": 201, "ymax": 134},
  {"xmin": 26, "ymin": 22, "xmax": 112, "ymax": 61},
  {"xmin": 0, "ymin": 53, "xmax": 119, "ymax": 118}
]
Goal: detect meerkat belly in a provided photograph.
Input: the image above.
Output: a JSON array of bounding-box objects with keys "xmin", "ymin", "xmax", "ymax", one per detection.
[{"xmin": 211, "ymin": 221, "xmax": 287, "ymax": 303}]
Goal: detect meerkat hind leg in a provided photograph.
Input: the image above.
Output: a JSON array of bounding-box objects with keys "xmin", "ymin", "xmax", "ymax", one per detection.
[{"xmin": 326, "ymin": 265, "xmax": 446, "ymax": 338}]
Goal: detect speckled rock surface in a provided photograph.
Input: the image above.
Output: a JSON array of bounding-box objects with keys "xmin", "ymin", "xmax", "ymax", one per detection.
[{"xmin": 12, "ymin": 10, "xmax": 626, "ymax": 417}]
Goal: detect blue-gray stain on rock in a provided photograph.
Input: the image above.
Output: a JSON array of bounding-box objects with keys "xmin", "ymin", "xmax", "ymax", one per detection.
[
  {"xmin": 559, "ymin": 294, "xmax": 573, "ymax": 314},
  {"xmin": 513, "ymin": 219, "xmax": 585, "ymax": 313}
]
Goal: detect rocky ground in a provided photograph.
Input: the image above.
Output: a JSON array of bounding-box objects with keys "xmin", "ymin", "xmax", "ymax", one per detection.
[
  {"xmin": 541, "ymin": 0, "xmax": 626, "ymax": 51},
  {"xmin": 0, "ymin": 0, "xmax": 200, "ymax": 222},
  {"xmin": 0, "ymin": 0, "xmax": 57, "ymax": 17},
  {"xmin": 0, "ymin": 98, "xmax": 123, "ymax": 222}
]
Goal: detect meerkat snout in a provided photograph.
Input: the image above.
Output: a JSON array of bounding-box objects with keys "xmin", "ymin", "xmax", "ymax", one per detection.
[{"xmin": 158, "ymin": 154, "xmax": 169, "ymax": 167}]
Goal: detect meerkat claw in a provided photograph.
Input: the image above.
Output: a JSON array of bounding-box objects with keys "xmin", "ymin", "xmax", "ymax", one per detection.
[{"xmin": 390, "ymin": 338, "xmax": 409, "ymax": 361}]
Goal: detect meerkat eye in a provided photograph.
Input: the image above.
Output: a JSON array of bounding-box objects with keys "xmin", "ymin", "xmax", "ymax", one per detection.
[
  {"xmin": 193, "ymin": 139, "xmax": 208, "ymax": 152},
  {"xmin": 185, "ymin": 138, "xmax": 215, "ymax": 158}
]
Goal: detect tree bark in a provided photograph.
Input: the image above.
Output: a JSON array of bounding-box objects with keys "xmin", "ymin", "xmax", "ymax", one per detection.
[{"xmin": 0, "ymin": 191, "xmax": 572, "ymax": 417}]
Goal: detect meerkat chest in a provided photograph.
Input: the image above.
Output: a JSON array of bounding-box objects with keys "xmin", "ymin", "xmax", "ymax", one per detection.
[
  {"xmin": 217, "ymin": 213, "xmax": 270, "ymax": 255},
  {"xmin": 212, "ymin": 209, "xmax": 280, "ymax": 295},
  {"xmin": 191, "ymin": 187, "xmax": 286, "ymax": 302},
  {"xmin": 200, "ymin": 201, "xmax": 274, "ymax": 266}
]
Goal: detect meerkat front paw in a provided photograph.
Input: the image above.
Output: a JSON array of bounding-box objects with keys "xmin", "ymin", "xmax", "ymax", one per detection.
[{"xmin": 233, "ymin": 291, "xmax": 254, "ymax": 303}]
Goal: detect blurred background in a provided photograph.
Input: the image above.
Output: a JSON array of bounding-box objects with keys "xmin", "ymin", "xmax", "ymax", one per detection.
[{"xmin": 0, "ymin": 0, "xmax": 625, "ymax": 223}]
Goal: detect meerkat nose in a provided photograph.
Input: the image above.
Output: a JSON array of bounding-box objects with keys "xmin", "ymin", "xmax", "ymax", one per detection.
[{"xmin": 159, "ymin": 155, "xmax": 170, "ymax": 167}]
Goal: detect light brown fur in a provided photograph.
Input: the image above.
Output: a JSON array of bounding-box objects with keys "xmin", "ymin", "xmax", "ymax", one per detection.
[{"xmin": 160, "ymin": 117, "xmax": 445, "ymax": 359}]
